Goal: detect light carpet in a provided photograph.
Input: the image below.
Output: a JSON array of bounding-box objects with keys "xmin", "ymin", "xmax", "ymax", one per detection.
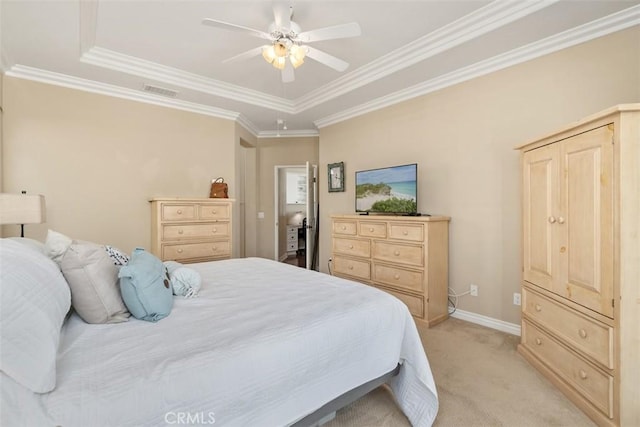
[{"xmin": 327, "ymin": 317, "xmax": 595, "ymax": 427}]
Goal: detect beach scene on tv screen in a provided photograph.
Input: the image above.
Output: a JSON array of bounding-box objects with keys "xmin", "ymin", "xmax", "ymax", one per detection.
[{"xmin": 356, "ymin": 164, "xmax": 417, "ymax": 213}]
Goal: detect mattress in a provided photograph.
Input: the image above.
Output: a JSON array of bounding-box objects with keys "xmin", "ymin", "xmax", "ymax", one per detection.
[{"xmin": 1, "ymin": 257, "xmax": 438, "ymax": 426}]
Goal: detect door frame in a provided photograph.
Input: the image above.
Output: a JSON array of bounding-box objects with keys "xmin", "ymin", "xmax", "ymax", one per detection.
[{"xmin": 273, "ymin": 164, "xmax": 306, "ymax": 262}]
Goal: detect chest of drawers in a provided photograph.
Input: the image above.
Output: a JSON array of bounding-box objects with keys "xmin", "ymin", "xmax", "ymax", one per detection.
[
  {"xmin": 331, "ymin": 214, "xmax": 450, "ymax": 327},
  {"xmin": 150, "ymin": 198, "xmax": 233, "ymax": 263}
]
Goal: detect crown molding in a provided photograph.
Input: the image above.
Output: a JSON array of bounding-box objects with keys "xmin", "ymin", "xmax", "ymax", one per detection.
[
  {"xmin": 315, "ymin": 6, "xmax": 640, "ymax": 129},
  {"xmin": 79, "ymin": 0, "xmax": 99, "ymax": 55},
  {"xmin": 257, "ymin": 129, "xmax": 319, "ymax": 138},
  {"xmin": 5, "ymin": 64, "xmax": 250, "ymax": 123},
  {"xmin": 81, "ymin": 47, "xmax": 294, "ymax": 114},
  {"xmin": 235, "ymin": 114, "xmax": 260, "ymax": 136},
  {"xmin": 295, "ymin": 0, "xmax": 559, "ymax": 112}
]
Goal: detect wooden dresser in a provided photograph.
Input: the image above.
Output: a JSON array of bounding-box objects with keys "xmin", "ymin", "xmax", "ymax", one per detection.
[
  {"xmin": 517, "ymin": 105, "xmax": 639, "ymax": 426},
  {"xmin": 150, "ymin": 198, "xmax": 233, "ymax": 263},
  {"xmin": 330, "ymin": 214, "xmax": 450, "ymax": 327}
]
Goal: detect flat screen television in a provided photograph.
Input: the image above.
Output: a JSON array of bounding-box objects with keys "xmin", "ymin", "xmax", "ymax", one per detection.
[{"xmin": 355, "ymin": 163, "xmax": 417, "ymax": 214}]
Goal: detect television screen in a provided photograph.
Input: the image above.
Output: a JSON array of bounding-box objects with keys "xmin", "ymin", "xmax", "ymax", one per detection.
[{"xmin": 355, "ymin": 163, "xmax": 417, "ymax": 214}]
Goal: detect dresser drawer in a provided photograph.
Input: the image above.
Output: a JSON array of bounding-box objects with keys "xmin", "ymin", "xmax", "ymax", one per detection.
[
  {"xmin": 373, "ymin": 241, "xmax": 423, "ymax": 267},
  {"xmin": 389, "ymin": 223, "xmax": 424, "ymax": 242},
  {"xmin": 359, "ymin": 222, "xmax": 387, "ymax": 238},
  {"xmin": 523, "ymin": 287, "xmax": 613, "ymax": 369},
  {"xmin": 522, "ymin": 321, "xmax": 613, "ymax": 418},
  {"xmin": 333, "ymin": 220, "xmax": 357, "ymax": 236},
  {"xmin": 287, "ymin": 232, "xmax": 297, "ymax": 242},
  {"xmin": 333, "ymin": 256, "xmax": 371, "ymax": 280},
  {"xmin": 198, "ymin": 204, "xmax": 230, "ymax": 220},
  {"xmin": 379, "ymin": 286, "xmax": 424, "ymax": 318},
  {"xmin": 163, "ymin": 223, "xmax": 230, "ymax": 241},
  {"xmin": 162, "ymin": 241, "xmax": 230, "ymax": 261},
  {"xmin": 333, "ymin": 237, "xmax": 370, "ymax": 258},
  {"xmin": 162, "ymin": 204, "xmax": 197, "ymax": 221},
  {"xmin": 373, "ymin": 263, "xmax": 424, "ymax": 293}
]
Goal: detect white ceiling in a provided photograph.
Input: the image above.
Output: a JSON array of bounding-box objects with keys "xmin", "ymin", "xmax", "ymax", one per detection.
[{"xmin": 2, "ymin": 1, "xmax": 639, "ymax": 137}]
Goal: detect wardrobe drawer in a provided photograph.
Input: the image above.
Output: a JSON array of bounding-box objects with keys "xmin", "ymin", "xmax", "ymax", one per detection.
[
  {"xmin": 523, "ymin": 287, "xmax": 613, "ymax": 369},
  {"xmin": 198, "ymin": 204, "xmax": 230, "ymax": 220},
  {"xmin": 522, "ymin": 321, "xmax": 613, "ymax": 418},
  {"xmin": 163, "ymin": 223, "xmax": 230, "ymax": 240},
  {"xmin": 162, "ymin": 204, "xmax": 196, "ymax": 221},
  {"xmin": 162, "ymin": 241, "xmax": 230, "ymax": 261},
  {"xmin": 373, "ymin": 263, "xmax": 424, "ymax": 293},
  {"xmin": 373, "ymin": 241, "xmax": 423, "ymax": 267},
  {"xmin": 389, "ymin": 223, "xmax": 424, "ymax": 242},
  {"xmin": 333, "ymin": 256, "xmax": 371, "ymax": 281},
  {"xmin": 333, "ymin": 220, "xmax": 358, "ymax": 236},
  {"xmin": 358, "ymin": 222, "xmax": 387, "ymax": 238},
  {"xmin": 379, "ymin": 286, "xmax": 424, "ymax": 318},
  {"xmin": 333, "ymin": 237, "xmax": 370, "ymax": 258}
]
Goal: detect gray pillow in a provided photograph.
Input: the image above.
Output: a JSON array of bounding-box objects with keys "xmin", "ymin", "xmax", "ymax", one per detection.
[{"xmin": 60, "ymin": 240, "xmax": 130, "ymax": 324}]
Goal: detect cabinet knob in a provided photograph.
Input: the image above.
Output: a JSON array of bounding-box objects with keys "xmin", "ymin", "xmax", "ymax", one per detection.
[
  {"xmin": 348, "ymin": 265, "xmax": 354, "ymax": 270},
  {"xmin": 177, "ymin": 209, "xmax": 182, "ymax": 215},
  {"xmin": 212, "ymin": 228, "xmax": 217, "ymax": 233},
  {"xmin": 177, "ymin": 248, "xmax": 183, "ymax": 254},
  {"xmin": 393, "ymin": 250, "xmax": 400, "ymax": 256},
  {"xmin": 579, "ymin": 370, "xmax": 588, "ymax": 380},
  {"xmin": 394, "ymin": 274, "xmax": 400, "ymax": 280},
  {"xmin": 349, "ymin": 244, "xmax": 354, "ymax": 249},
  {"xmin": 212, "ymin": 210, "xmax": 217, "ymax": 214},
  {"xmin": 403, "ymin": 230, "xmax": 408, "ymax": 235},
  {"xmin": 341, "ymin": 226, "xmax": 346, "ymax": 230},
  {"xmin": 579, "ymin": 329, "xmax": 587, "ymax": 339},
  {"xmin": 369, "ymin": 227, "xmax": 374, "ymax": 232},
  {"xmin": 560, "ymin": 246, "xmax": 566, "ymax": 253},
  {"xmin": 548, "ymin": 216, "xmax": 556, "ymax": 223},
  {"xmin": 535, "ymin": 304, "xmax": 542, "ymax": 312},
  {"xmin": 212, "ymin": 246, "xmax": 217, "ymax": 251},
  {"xmin": 558, "ymin": 216, "xmax": 565, "ymax": 224},
  {"xmin": 178, "ymin": 229, "xmax": 184, "ymax": 234},
  {"xmin": 535, "ymin": 338, "xmax": 542, "ymax": 345}
]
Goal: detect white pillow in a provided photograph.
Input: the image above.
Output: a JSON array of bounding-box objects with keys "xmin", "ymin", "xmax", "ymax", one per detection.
[
  {"xmin": 5, "ymin": 237, "xmax": 45, "ymax": 254},
  {"xmin": 0, "ymin": 239, "xmax": 71, "ymax": 393},
  {"xmin": 44, "ymin": 229, "xmax": 73, "ymax": 264}
]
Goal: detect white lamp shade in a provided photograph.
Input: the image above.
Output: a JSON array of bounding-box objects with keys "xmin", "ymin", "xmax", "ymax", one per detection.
[{"xmin": 0, "ymin": 194, "xmax": 46, "ymax": 225}]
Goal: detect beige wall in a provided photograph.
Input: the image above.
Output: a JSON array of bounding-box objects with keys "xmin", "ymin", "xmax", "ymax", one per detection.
[
  {"xmin": 256, "ymin": 136, "xmax": 319, "ymax": 259},
  {"xmin": 2, "ymin": 77, "xmax": 238, "ymax": 253},
  {"xmin": 318, "ymin": 27, "xmax": 640, "ymax": 325}
]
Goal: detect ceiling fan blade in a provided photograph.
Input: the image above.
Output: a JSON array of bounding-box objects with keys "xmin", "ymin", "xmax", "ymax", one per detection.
[
  {"xmin": 297, "ymin": 22, "xmax": 361, "ymax": 43},
  {"xmin": 222, "ymin": 46, "xmax": 266, "ymax": 64},
  {"xmin": 305, "ymin": 46, "xmax": 349, "ymax": 72},
  {"xmin": 202, "ymin": 18, "xmax": 271, "ymax": 40},
  {"xmin": 273, "ymin": 1, "xmax": 291, "ymax": 30},
  {"xmin": 281, "ymin": 60, "xmax": 295, "ymax": 83}
]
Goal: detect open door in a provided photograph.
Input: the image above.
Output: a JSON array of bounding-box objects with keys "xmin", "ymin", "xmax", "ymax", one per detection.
[{"xmin": 305, "ymin": 162, "xmax": 318, "ymax": 270}]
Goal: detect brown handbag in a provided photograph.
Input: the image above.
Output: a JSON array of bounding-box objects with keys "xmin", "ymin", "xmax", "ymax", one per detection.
[{"xmin": 209, "ymin": 177, "xmax": 229, "ymax": 198}]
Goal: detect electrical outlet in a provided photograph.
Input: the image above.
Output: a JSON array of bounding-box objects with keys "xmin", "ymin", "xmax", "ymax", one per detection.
[
  {"xmin": 470, "ymin": 284, "xmax": 478, "ymax": 296},
  {"xmin": 513, "ymin": 292, "xmax": 521, "ymax": 306}
]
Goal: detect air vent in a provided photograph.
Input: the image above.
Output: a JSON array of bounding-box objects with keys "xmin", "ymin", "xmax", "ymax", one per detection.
[{"xmin": 142, "ymin": 84, "xmax": 178, "ymax": 98}]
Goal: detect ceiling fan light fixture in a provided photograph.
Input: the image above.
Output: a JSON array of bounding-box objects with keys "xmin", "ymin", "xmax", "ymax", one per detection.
[
  {"xmin": 272, "ymin": 56, "xmax": 286, "ymax": 70},
  {"xmin": 274, "ymin": 42, "xmax": 287, "ymax": 58},
  {"xmin": 262, "ymin": 45, "xmax": 277, "ymax": 63}
]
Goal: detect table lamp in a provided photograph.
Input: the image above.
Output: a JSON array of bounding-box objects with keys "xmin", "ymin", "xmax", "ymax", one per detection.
[{"xmin": 0, "ymin": 192, "xmax": 46, "ymax": 237}]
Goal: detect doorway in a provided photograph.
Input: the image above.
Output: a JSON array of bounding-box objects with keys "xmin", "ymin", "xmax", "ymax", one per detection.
[{"xmin": 273, "ymin": 163, "xmax": 318, "ymax": 270}]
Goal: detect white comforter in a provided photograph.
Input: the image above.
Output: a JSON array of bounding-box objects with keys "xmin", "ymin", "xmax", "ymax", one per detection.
[{"xmin": 1, "ymin": 257, "xmax": 438, "ymax": 426}]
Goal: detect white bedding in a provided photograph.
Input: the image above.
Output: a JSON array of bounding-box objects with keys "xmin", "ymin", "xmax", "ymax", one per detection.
[{"xmin": 1, "ymin": 257, "xmax": 438, "ymax": 426}]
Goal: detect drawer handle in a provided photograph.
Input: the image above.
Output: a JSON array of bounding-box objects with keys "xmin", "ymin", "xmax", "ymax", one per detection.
[
  {"xmin": 341, "ymin": 226, "xmax": 346, "ymax": 230},
  {"xmin": 394, "ymin": 274, "xmax": 400, "ymax": 280},
  {"xmin": 177, "ymin": 248, "xmax": 183, "ymax": 254},
  {"xmin": 535, "ymin": 304, "xmax": 542, "ymax": 312},
  {"xmin": 177, "ymin": 209, "xmax": 182, "ymax": 215},
  {"xmin": 548, "ymin": 216, "xmax": 556, "ymax": 223},
  {"xmin": 535, "ymin": 338, "xmax": 542, "ymax": 346},
  {"xmin": 394, "ymin": 250, "xmax": 400, "ymax": 256},
  {"xmin": 178, "ymin": 229, "xmax": 184, "ymax": 234},
  {"xmin": 348, "ymin": 265, "xmax": 354, "ymax": 270},
  {"xmin": 212, "ymin": 210, "xmax": 217, "ymax": 214},
  {"xmin": 369, "ymin": 227, "xmax": 374, "ymax": 232},
  {"xmin": 558, "ymin": 216, "xmax": 565, "ymax": 224},
  {"xmin": 579, "ymin": 370, "xmax": 588, "ymax": 380},
  {"xmin": 402, "ymin": 230, "xmax": 408, "ymax": 235},
  {"xmin": 578, "ymin": 329, "xmax": 587, "ymax": 339},
  {"xmin": 213, "ymin": 228, "xmax": 217, "ymax": 233},
  {"xmin": 349, "ymin": 245, "xmax": 354, "ymax": 249},
  {"xmin": 212, "ymin": 246, "xmax": 217, "ymax": 252}
]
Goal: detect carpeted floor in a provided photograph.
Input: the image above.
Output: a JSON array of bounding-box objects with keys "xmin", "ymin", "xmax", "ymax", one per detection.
[{"xmin": 327, "ymin": 317, "xmax": 596, "ymax": 427}]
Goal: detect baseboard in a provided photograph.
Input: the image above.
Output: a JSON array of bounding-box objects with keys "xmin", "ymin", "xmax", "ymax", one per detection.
[
  {"xmin": 450, "ymin": 309, "xmax": 521, "ymax": 336},
  {"xmin": 278, "ymin": 254, "xmax": 288, "ymax": 262}
]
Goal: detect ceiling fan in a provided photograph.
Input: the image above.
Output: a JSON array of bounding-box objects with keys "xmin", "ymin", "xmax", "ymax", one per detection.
[{"xmin": 202, "ymin": 2, "xmax": 361, "ymax": 83}]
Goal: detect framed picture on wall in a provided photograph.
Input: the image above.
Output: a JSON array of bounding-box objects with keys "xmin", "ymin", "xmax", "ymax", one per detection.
[{"xmin": 328, "ymin": 162, "xmax": 345, "ymax": 192}]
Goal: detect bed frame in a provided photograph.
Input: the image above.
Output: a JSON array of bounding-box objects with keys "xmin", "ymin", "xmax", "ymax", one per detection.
[{"xmin": 292, "ymin": 363, "xmax": 401, "ymax": 427}]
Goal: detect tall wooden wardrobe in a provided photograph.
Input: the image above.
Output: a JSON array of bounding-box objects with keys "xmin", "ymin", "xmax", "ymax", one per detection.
[{"xmin": 517, "ymin": 104, "xmax": 639, "ymax": 426}]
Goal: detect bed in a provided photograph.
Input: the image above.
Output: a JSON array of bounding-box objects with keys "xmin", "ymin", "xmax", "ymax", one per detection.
[{"xmin": 0, "ymin": 238, "xmax": 439, "ymax": 426}]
